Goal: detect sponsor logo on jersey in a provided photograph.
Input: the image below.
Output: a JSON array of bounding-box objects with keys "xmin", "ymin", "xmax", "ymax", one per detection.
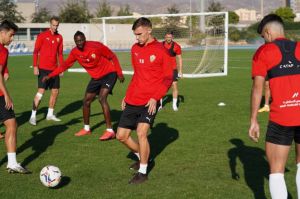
[{"xmin": 91, "ymin": 54, "xmax": 96, "ymax": 59}]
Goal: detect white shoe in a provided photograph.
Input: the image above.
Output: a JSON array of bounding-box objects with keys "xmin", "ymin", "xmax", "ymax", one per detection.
[
  {"xmin": 46, "ymin": 115, "xmax": 61, "ymax": 122},
  {"xmin": 158, "ymin": 106, "xmax": 163, "ymax": 112},
  {"xmin": 29, "ymin": 117, "xmax": 36, "ymax": 125},
  {"xmin": 7, "ymin": 163, "xmax": 31, "ymax": 174},
  {"xmin": 173, "ymin": 106, "xmax": 178, "ymax": 111}
]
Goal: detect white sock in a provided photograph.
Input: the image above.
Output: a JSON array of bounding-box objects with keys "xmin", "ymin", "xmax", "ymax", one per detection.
[
  {"xmin": 47, "ymin": 108, "xmax": 54, "ymax": 117},
  {"xmin": 134, "ymin": 152, "xmax": 140, "ymax": 160},
  {"xmin": 269, "ymin": 173, "xmax": 287, "ymax": 199},
  {"xmin": 7, "ymin": 152, "xmax": 17, "ymax": 168},
  {"xmin": 138, "ymin": 163, "xmax": 147, "ymax": 174},
  {"xmin": 296, "ymin": 163, "xmax": 300, "ymax": 199},
  {"xmin": 173, "ymin": 98, "xmax": 178, "ymax": 107},
  {"xmin": 84, "ymin": 125, "xmax": 90, "ymax": 131},
  {"xmin": 106, "ymin": 128, "xmax": 114, "ymax": 133},
  {"xmin": 160, "ymin": 98, "xmax": 163, "ymax": 107},
  {"xmin": 31, "ymin": 110, "xmax": 37, "ymax": 118}
]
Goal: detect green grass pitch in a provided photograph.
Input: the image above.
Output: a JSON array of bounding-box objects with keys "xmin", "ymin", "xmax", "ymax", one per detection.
[{"xmin": 0, "ymin": 49, "xmax": 297, "ymax": 198}]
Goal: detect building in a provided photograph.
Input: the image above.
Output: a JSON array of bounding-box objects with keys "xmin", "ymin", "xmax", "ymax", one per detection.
[{"xmin": 234, "ymin": 8, "xmax": 257, "ymax": 22}]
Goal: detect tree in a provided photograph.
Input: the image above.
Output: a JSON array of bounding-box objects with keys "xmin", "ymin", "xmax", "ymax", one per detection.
[
  {"xmin": 165, "ymin": 4, "xmax": 180, "ymax": 27},
  {"xmin": 207, "ymin": 1, "xmax": 224, "ymax": 12},
  {"xmin": 117, "ymin": 4, "xmax": 132, "ymax": 16},
  {"xmin": 0, "ymin": 0, "xmax": 25, "ymax": 22},
  {"xmin": 167, "ymin": 4, "xmax": 179, "ymax": 14},
  {"xmin": 275, "ymin": 7, "xmax": 296, "ymax": 22},
  {"xmin": 31, "ymin": 7, "xmax": 52, "ymax": 23},
  {"xmin": 59, "ymin": 0, "xmax": 93, "ymax": 23},
  {"xmin": 229, "ymin": 11, "xmax": 239, "ymax": 24},
  {"xmin": 95, "ymin": 0, "xmax": 113, "ymax": 18}
]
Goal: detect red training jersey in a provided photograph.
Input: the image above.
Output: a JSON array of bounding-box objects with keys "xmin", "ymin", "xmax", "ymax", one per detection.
[
  {"xmin": 162, "ymin": 41, "xmax": 181, "ymax": 69},
  {"xmin": 252, "ymin": 38, "xmax": 300, "ymax": 126},
  {"xmin": 0, "ymin": 44, "xmax": 9, "ymax": 96},
  {"xmin": 48, "ymin": 41, "xmax": 123, "ymax": 79},
  {"xmin": 125, "ymin": 39, "xmax": 173, "ymax": 106},
  {"xmin": 33, "ymin": 29, "xmax": 64, "ymax": 71}
]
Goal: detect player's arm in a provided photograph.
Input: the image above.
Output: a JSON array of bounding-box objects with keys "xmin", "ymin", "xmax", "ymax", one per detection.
[
  {"xmin": 176, "ymin": 45, "xmax": 183, "ymax": 77},
  {"xmin": 42, "ymin": 52, "xmax": 77, "ymax": 82},
  {"xmin": 3, "ymin": 66, "xmax": 9, "ymax": 81},
  {"xmin": 57, "ymin": 36, "xmax": 64, "ymax": 76},
  {"xmin": 99, "ymin": 43, "xmax": 124, "ymax": 81},
  {"xmin": 0, "ymin": 56, "xmax": 13, "ymax": 110},
  {"xmin": 33, "ymin": 34, "xmax": 42, "ymax": 75},
  {"xmin": 249, "ymin": 76, "xmax": 264, "ymax": 142}
]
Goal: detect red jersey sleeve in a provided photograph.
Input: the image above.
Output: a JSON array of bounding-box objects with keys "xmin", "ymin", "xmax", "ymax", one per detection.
[
  {"xmin": 99, "ymin": 43, "xmax": 123, "ymax": 77},
  {"xmin": 174, "ymin": 42, "xmax": 182, "ymax": 55},
  {"xmin": 252, "ymin": 45, "xmax": 268, "ymax": 78},
  {"xmin": 58, "ymin": 35, "xmax": 64, "ymax": 67},
  {"xmin": 33, "ymin": 34, "xmax": 43, "ymax": 67},
  {"xmin": 152, "ymin": 49, "xmax": 173, "ymax": 101},
  {"xmin": 48, "ymin": 50, "xmax": 76, "ymax": 78}
]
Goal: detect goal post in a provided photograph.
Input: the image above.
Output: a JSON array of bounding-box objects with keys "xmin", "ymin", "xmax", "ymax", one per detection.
[{"xmin": 71, "ymin": 12, "xmax": 228, "ymax": 78}]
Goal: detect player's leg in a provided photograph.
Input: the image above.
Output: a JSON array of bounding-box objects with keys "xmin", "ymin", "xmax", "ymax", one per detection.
[
  {"xmin": 75, "ymin": 92, "xmax": 96, "ymax": 136},
  {"xmin": 265, "ymin": 122, "xmax": 293, "ymax": 199},
  {"xmin": 29, "ymin": 88, "xmax": 45, "ymax": 125},
  {"xmin": 258, "ymin": 81, "xmax": 270, "ymax": 113},
  {"xmin": 46, "ymin": 75, "xmax": 61, "ymax": 121},
  {"xmin": 129, "ymin": 122, "xmax": 150, "ymax": 184},
  {"xmin": 172, "ymin": 81, "xmax": 178, "ymax": 111},
  {"xmin": 294, "ymin": 128, "xmax": 300, "ymax": 198}
]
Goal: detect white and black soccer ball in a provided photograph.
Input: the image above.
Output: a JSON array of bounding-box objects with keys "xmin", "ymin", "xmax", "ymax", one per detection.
[{"xmin": 40, "ymin": 165, "xmax": 62, "ymax": 188}]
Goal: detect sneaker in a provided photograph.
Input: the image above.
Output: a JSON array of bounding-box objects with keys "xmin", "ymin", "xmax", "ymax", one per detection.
[
  {"xmin": 7, "ymin": 163, "xmax": 31, "ymax": 174},
  {"xmin": 129, "ymin": 172, "xmax": 148, "ymax": 184},
  {"xmin": 99, "ymin": 130, "xmax": 115, "ymax": 141},
  {"xmin": 129, "ymin": 161, "xmax": 140, "ymax": 171},
  {"xmin": 75, "ymin": 129, "xmax": 91, "ymax": 137},
  {"xmin": 46, "ymin": 115, "xmax": 61, "ymax": 122},
  {"xmin": 173, "ymin": 106, "xmax": 178, "ymax": 111},
  {"xmin": 158, "ymin": 106, "xmax": 163, "ymax": 112},
  {"xmin": 258, "ymin": 105, "xmax": 270, "ymax": 113},
  {"xmin": 29, "ymin": 117, "xmax": 36, "ymax": 125}
]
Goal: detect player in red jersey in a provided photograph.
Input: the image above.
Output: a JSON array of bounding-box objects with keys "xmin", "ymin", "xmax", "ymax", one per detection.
[
  {"xmin": 29, "ymin": 16, "xmax": 64, "ymax": 126},
  {"xmin": 249, "ymin": 14, "xmax": 300, "ymax": 198},
  {"xmin": 160, "ymin": 31, "xmax": 183, "ymax": 111},
  {"xmin": 0, "ymin": 20, "xmax": 30, "ymax": 174},
  {"xmin": 116, "ymin": 17, "xmax": 173, "ymax": 184},
  {"xmin": 43, "ymin": 31, "xmax": 124, "ymax": 140}
]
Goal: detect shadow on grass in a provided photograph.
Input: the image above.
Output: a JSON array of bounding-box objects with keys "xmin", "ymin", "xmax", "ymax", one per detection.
[
  {"xmin": 127, "ymin": 122, "xmax": 179, "ymax": 174},
  {"xmin": 0, "ymin": 119, "xmax": 81, "ymax": 168},
  {"xmin": 228, "ymin": 139, "xmax": 293, "ymax": 199},
  {"xmin": 51, "ymin": 176, "xmax": 71, "ymax": 189}
]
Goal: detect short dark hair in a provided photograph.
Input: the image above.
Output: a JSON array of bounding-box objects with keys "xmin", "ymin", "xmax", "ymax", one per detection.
[
  {"xmin": 0, "ymin": 20, "xmax": 18, "ymax": 32},
  {"xmin": 165, "ymin": 31, "xmax": 174, "ymax": 35},
  {"xmin": 50, "ymin": 16, "xmax": 60, "ymax": 23},
  {"xmin": 257, "ymin": 14, "xmax": 284, "ymax": 34},
  {"xmin": 74, "ymin": 31, "xmax": 85, "ymax": 39},
  {"xmin": 132, "ymin": 17, "xmax": 152, "ymax": 30}
]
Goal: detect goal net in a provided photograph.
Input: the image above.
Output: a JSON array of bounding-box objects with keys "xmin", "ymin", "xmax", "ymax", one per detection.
[{"xmin": 70, "ymin": 12, "xmax": 228, "ymax": 78}]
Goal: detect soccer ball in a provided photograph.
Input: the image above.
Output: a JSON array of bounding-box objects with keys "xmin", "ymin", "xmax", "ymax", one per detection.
[{"xmin": 40, "ymin": 165, "xmax": 62, "ymax": 188}]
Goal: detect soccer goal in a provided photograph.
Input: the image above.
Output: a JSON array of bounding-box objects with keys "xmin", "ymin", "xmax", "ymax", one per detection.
[{"xmin": 71, "ymin": 12, "xmax": 228, "ymax": 78}]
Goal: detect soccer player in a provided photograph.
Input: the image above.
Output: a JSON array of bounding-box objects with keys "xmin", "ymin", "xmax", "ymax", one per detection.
[
  {"xmin": 29, "ymin": 16, "xmax": 64, "ymax": 126},
  {"xmin": 116, "ymin": 17, "xmax": 173, "ymax": 184},
  {"xmin": 258, "ymin": 80, "xmax": 270, "ymax": 112},
  {"xmin": 249, "ymin": 14, "xmax": 300, "ymax": 198},
  {"xmin": 42, "ymin": 31, "xmax": 124, "ymax": 141},
  {"xmin": 0, "ymin": 20, "xmax": 30, "ymax": 173},
  {"xmin": 160, "ymin": 31, "xmax": 183, "ymax": 111}
]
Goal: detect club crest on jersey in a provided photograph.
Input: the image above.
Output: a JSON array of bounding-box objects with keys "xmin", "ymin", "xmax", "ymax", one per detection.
[
  {"xmin": 150, "ymin": 55, "xmax": 156, "ymax": 62},
  {"xmin": 91, "ymin": 54, "xmax": 96, "ymax": 59}
]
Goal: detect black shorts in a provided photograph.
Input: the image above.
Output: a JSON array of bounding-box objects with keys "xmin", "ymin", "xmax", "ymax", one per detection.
[
  {"xmin": 0, "ymin": 96, "xmax": 15, "ymax": 123},
  {"xmin": 38, "ymin": 69, "xmax": 60, "ymax": 90},
  {"xmin": 173, "ymin": 69, "xmax": 179, "ymax": 82},
  {"xmin": 266, "ymin": 121, "xmax": 300, "ymax": 145},
  {"xmin": 118, "ymin": 104, "xmax": 158, "ymax": 130},
  {"xmin": 86, "ymin": 72, "xmax": 117, "ymax": 94}
]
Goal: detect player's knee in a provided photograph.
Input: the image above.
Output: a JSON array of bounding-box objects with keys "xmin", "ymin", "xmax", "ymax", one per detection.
[
  {"xmin": 35, "ymin": 92, "xmax": 43, "ymax": 100},
  {"xmin": 83, "ymin": 98, "xmax": 92, "ymax": 107},
  {"xmin": 98, "ymin": 95, "xmax": 107, "ymax": 104},
  {"xmin": 51, "ymin": 89, "xmax": 59, "ymax": 95},
  {"xmin": 136, "ymin": 131, "xmax": 147, "ymax": 140},
  {"xmin": 116, "ymin": 132, "xmax": 128, "ymax": 142},
  {"xmin": 4, "ymin": 119, "xmax": 17, "ymax": 132}
]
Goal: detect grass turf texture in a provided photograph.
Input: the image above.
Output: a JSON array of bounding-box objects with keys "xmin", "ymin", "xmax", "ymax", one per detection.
[{"xmin": 0, "ymin": 49, "xmax": 296, "ymax": 198}]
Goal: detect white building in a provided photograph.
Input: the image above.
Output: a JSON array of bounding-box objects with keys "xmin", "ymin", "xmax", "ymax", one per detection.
[{"xmin": 234, "ymin": 8, "xmax": 257, "ymax": 22}]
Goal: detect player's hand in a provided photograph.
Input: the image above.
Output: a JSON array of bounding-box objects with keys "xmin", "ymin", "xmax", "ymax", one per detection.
[
  {"xmin": 4, "ymin": 73, "xmax": 9, "ymax": 81},
  {"xmin": 118, "ymin": 76, "xmax": 125, "ymax": 83},
  {"xmin": 178, "ymin": 71, "xmax": 183, "ymax": 78},
  {"xmin": 4, "ymin": 94, "xmax": 13, "ymax": 110},
  {"xmin": 121, "ymin": 97, "xmax": 126, "ymax": 110},
  {"xmin": 59, "ymin": 72, "xmax": 64, "ymax": 77},
  {"xmin": 33, "ymin": 67, "xmax": 39, "ymax": 76},
  {"xmin": 145, "ymin": 98, "xmax": 157, "ymax": 115},
  {"xmin": 248, "ymin": 119, "xmax": 260, "ymax": 143},
  {"xmin": 42, "ymin": 76, "xmax": 50, "ymax": 83}
]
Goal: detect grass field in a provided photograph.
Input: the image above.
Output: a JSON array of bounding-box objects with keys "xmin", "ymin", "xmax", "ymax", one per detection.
[{"xmin": 0, "ymin": 49, "xmax": 297, "ymax": 199}]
